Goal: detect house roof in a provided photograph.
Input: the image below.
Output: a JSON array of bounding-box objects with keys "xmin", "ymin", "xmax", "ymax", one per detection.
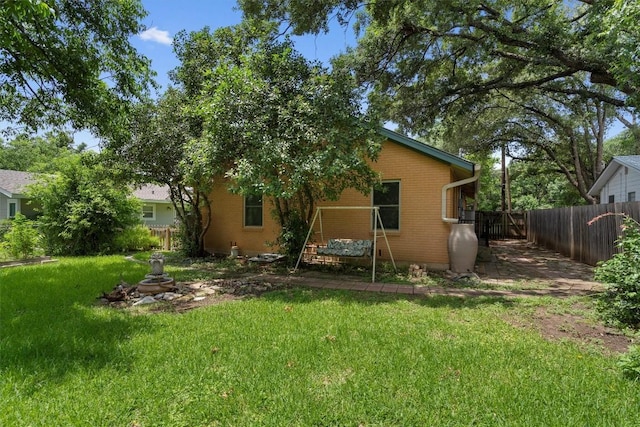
[
  {"xmin": 133, "ymin": 184, "xmax": 172, "ymax": 203},
  {"xmin": 588, "ymin": 155, "xmax": 640, "ymax": 196},
  {"xmin": 0, "ymin": 169, "xmax": 37, "ymax": 197},
  {"xmin": 379, "ymin": 127, "xmax": 475, "ymax": 174}
]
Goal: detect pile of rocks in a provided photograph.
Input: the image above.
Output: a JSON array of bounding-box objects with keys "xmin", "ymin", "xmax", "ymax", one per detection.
[{"xmin": 99, "ymin": 278, "xmax": 288, "ymax": 309}]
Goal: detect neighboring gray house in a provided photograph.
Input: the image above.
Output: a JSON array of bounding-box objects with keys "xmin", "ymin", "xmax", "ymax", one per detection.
[
  {"xmin": 588, "ymin": 156, "xmax": 640, "ymax": 203},
  {"xmin": 1, "ymin": 169, "xmax": 175, "ymax": 226},
  {"xmin": 133, "ymin": 184, "xmax": 177, "ymax": 227},
  {"xmin": 0, "ymin": 169, "xmax": 40, "ymax": 220}
]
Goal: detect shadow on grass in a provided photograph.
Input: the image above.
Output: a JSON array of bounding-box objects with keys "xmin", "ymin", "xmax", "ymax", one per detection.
[
  {"xmin": 261, "ymin": 286, "xmax": 516, "ymax": 310},
  {"xmin": 0, "ymin": 257, "xmax": 154, "ymax": 389}
]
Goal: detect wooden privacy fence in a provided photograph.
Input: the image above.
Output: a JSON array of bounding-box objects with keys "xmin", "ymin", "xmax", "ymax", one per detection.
[
  {"xmin": 527, "ymin": 202, "xmax": 640, "ymax": 266},
  {"xmin": 148, "ymin": 227, "xmax": 177, "ymax": 251}
]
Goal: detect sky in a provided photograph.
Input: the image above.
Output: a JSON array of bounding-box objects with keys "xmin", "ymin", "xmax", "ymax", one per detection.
[{"xmin": 73, "ymin": 0, "xmax": 357, "ymax": 148}]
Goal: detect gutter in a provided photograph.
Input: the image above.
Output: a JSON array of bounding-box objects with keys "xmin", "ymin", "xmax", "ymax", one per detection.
[{"xmin": 442, "ymin": 166, "xmax": 482, "ymax": 223}]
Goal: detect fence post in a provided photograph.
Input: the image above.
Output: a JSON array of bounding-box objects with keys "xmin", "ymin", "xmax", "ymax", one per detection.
[{"xmin": 164, "ymin": 227, "xmax": 170, "ymax": 251}]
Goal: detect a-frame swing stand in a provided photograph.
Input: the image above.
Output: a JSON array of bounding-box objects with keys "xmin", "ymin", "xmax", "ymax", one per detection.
[{"xmin": 294, "ymin": 206, "xmax": 397, "ymax": 283}]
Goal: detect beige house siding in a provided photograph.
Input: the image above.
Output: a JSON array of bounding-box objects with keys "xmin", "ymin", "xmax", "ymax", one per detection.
[
  {"xmin": 205, "ymin": 185, "xmax": 280, "ymax": 257},
  {"xmin": 204, "ymin": 138, "xmax": 472, "ymax": 269}
]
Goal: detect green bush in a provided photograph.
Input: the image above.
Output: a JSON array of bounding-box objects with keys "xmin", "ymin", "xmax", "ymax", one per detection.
[
  {"xmin": 594, "ymin": 216, "xmax": 640, "ymax": 329},
  {"xmin": 0, "ymin": 213, "xmax": 41, "ymax": 259},
  {"xmin": 274, "ymin": 211, "xmax": 309, "ymax": 266},
  {"xmin": 618, "ymin": 345, "xmax": 640, "ymax": 381},
  {"xmin": 0, "ymin": 219, "xmax": 10, "ymax": 241},
  {"xmin": 27, "ymin": 153, "xmax": 141, "ymax": 255},
  {"xmin": 114, "ymin": 225, "xmax": 161, "ymax": 252}
]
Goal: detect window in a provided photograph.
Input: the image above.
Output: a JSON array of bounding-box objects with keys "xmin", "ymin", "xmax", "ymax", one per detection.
[
  {"xmin": 244, "ymin": 194, "xmax": 263, "ymax": 227},
  {"xmin": 142, "ymin": 204, "xmax": 155, "ymax": 220},
  {"xmin": 7, "ymin": 199, "xmax": 18, "ymax": 218},
  {"xmin": 373, "ymin": 181, "xmax": 400, "ymax": 230},
  {"xmin": 629, "ymin": 192, "xmax": 636, "ymax": 202},
  {"xmin": 608, "ymin": 195, "xmax": 615, "ymax": 204}
]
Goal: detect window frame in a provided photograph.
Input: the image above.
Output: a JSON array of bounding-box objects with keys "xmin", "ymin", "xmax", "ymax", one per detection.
[
  {"xmin": 244, "ymin": 194, "xmax": 263, "ymax": 228},
  {"xmin": 141, "ymin": 204, "xmax": 156, "ymax": 221},
  {"xmin": 629, "ymin": 192, "xmax": 636, "ymax": 202},
  {"xmin": 372, "ymin": 180, "xmax": 400, "ymax": 231},
  {"xmin": 7, "ymin": 199, "xmax": 19, "ymax": 219}
]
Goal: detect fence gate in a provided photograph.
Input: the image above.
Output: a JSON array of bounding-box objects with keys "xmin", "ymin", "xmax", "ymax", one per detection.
[{"xmin": 475, "ymin": 211, "xmax": 527, "ymax": 244}]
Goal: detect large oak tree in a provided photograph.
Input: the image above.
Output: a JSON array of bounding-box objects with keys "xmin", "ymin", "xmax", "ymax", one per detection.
[{"xmin": 241, "ymin": 0, "xmax": 640, "ymax": 204}]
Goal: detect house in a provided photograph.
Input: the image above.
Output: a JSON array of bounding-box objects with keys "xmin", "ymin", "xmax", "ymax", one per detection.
[
  {"xmin": 0, "ymin": 168, "xmax": 176, "ymax": 226},
  {"xmin": 0, "ymin": 169, "xmax": 40, "ymax": 220},
  {"xmin": 588, "ymin": 156, "xmax": 640, "ymax": 204},
  {"xmin": 132, "ymin": 184, "xmax": 177, "ymax": 227},
  {"xmin": 204, "ymin": 128, "xmax": 479, "ymax": 269}
]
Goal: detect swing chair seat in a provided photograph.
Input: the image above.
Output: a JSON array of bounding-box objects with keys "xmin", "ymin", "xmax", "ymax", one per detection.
[{"xmin": 316, "ymin": 239, "xmax": 373, "ymax": 257}]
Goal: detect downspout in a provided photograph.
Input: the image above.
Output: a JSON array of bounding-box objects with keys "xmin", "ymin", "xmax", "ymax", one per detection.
[{"xmin": 442, "ymin": 166, "xmax": 482, "ymax": 223}]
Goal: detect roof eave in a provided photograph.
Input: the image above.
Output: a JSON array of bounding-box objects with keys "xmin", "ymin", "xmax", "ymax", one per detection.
[{"xmin": 378, "ymin": 127, "xmax": 475, "ymax": 174}]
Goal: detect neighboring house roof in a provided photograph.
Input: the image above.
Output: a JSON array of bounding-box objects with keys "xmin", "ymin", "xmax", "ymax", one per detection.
[
  {"xmin": 0, "ymin": 169, "xmax": 37, "ymax": 197},
  {"xmin": 133, "ymin": 184, "xmax": 172, "ymax": 203},
  {"xmin": 588, "ymin": 155, "xmax": 640, "ymax": 196},
  {"xmin": 379, "ymin": 127, "xmax": 475, "ymax": 174}
]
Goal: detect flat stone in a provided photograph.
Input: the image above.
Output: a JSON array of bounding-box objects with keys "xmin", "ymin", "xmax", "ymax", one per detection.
[
  {"xmin": 161, "ymin": 292, "xmax": 181, "ymax": 300},
  {"xmin": 133, "ymin": 296, "xmax": 158, "ymax": 306}
]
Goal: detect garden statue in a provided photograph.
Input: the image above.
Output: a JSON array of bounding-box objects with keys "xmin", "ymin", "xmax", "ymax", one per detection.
[
  {"xmin": 137, "ymin": 252, "xmax": 175, "ymax": 294},
  {"xmin": 149, "ymin": 252, "xmax": 165, "ymax": 275}
]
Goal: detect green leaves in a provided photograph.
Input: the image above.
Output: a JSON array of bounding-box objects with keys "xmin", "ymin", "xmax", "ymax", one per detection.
[
  {"xmin": 0, "ymin": 0, "xmax": 154, "ymax": 136},
  {"xmin": 595, "ymin": 216, "xmax": 640, "ymax": 329},
  {"xmin": 172, "ymin": 22, "xmax": 381, "ymax": 256},
  {"xmin": 27, "ymin": 153, "xmax": 140, "ymax": 255}
]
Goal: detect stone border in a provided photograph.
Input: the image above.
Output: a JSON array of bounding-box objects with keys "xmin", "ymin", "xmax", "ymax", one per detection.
[{"xmin": 0, "ymin": 256, "xmax": 58, "ymax": 268}]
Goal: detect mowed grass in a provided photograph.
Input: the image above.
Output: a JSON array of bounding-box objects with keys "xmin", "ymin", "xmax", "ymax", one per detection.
[{"xmin": 1, "ymin": 257, "xmax": 639, "ymax": 426}]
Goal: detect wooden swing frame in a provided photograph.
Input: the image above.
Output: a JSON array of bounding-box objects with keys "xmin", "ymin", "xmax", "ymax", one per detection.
[{"xmin": 294, "ymin": 206, "xmax": 397, "ymax": 283}]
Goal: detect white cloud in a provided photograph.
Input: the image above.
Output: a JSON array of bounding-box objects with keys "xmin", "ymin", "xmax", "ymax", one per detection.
[{"xmin": 139, "ymin": 27, "xmax": 172, "ymax": 45}]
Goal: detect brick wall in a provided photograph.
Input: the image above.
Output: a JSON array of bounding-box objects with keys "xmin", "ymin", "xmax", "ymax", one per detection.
[{"xmin": 204, "ymin": 139, "xmax": 464, "ymax": 268}]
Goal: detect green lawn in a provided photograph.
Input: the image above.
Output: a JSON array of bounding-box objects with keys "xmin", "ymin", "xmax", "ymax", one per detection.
[{"xmin": 1, "ymin": 257, "xmax": 638, "ymax": 426}]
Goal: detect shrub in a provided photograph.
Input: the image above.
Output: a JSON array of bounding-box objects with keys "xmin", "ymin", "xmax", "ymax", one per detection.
[
  {"xmin": 0, "ymin": 219, "xmax": 10, "ymax": 241},
  {"xmin": 114, "ymin": 225, "xmax": 161, "ymax": 252},
  {"xmin": 274, "ymin": 211, "xmax": 309, "ymax": 265},
  {"xmin": 618, "ymin": 345, "xmax": 640, "ymax": 381},
  {"xmin": 594, "ymin": 216, "xmax": 640, "ymax": 329},
  {"xmin": 0, "ymin": 213, "xmax": 41, "ymax": 259},
  {"xmin": 27, "ymin": 153, "xmax": 141, "ymax": 255}
]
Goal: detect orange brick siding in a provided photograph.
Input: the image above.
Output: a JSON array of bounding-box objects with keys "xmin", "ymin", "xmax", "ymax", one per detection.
[{"xmin": 204, "ymin": 139, "xmax": 466, "ymax": 269}]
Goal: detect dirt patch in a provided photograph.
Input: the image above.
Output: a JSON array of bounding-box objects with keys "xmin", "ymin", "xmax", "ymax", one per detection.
[
  {"xmin": 508, "ymin": 306, "xmax": 636, "ymax": 354},
  {"xmin": 99, "ymin": 278, "xmax": 291, "ymax": 313}
]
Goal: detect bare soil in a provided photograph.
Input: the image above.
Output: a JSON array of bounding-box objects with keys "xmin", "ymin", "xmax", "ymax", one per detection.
[{"xmin": 507, "ymin": 306, "xmax": 636, "ymax": 354}]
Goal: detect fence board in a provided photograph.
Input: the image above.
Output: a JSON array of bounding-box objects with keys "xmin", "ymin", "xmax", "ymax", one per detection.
[
  {"xmin": 527, "ymin": 202, "xmax": 640, "ymax": 266},
  {"xmin": 148, "ymin": 227, "xmax": 177, "ymax": 251}
]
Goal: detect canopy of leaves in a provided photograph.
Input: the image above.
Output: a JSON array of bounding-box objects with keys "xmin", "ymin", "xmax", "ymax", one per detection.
[
  {"xmin": 183, "ymin": 23, "xmax": 382, "ymax": 224},
  {"xmin": 0, "ymin": 0, "xmax": 154, "ymax": 135},
  {"xmin": 27, "ymin": 153, "xmax": 140, "ymax": 255},
  {"xmin": 604, "ymin": 128, "xmax": 640, "ymax": 161},
  {"xmin": 241, "ymin": 0, "xmax": 637, "ymax": 115},
  {"xmin": 0, "ymin": 130, "xmax": 85, "ymax": 172},
  {"xmin": 168, "ymin": 22, "xmax": 381, "ymax": 258},
  {"xmin": 107, "ymin": 88, "xmax": 213, "ymax": 257},
  {"xmin": 241, "ymin": 0, "xmax": 640, "ymax": 206}
]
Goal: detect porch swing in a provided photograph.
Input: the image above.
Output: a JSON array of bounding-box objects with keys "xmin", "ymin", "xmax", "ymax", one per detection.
[{"xmin": 294, "ymin": 206, "xmax": 397, "ymax": 283}]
